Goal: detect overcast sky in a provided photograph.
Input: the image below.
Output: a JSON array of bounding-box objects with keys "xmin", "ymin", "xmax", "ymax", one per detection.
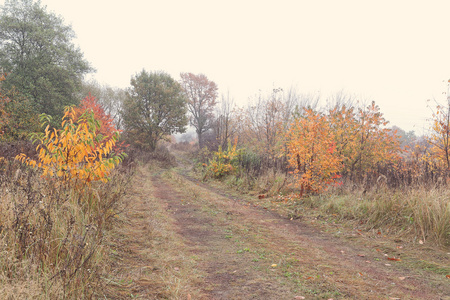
[{"xmin": 2, "ymin": 0, "xmax": 450, "ymax": 134}]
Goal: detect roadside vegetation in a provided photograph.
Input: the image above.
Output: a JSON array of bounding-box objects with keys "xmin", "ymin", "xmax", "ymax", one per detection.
[{"xmin": 194, "ymin": 88, "xmax": 450, "ymax": 248}]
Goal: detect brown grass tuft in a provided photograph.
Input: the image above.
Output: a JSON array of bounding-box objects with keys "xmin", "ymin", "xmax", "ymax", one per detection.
[{"xmin": 306, "ymin": 185, "xmax": 450, "ymax": 246}]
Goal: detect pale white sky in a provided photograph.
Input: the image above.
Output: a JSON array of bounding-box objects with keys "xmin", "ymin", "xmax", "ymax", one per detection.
[{"xmin": 3, "ymin": 0, "xmax": 450, "ymax": 134}]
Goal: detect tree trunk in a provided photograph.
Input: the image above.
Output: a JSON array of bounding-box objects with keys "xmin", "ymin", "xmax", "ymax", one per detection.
[{"xmin": 198, "ymin": 132, "xmax": 203, "ymax": 149}]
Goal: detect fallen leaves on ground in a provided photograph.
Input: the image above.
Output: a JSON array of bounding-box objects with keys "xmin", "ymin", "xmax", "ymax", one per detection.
[{"xmin": 387, "ymin": 257, "xmax": 401, "ymax": 261}]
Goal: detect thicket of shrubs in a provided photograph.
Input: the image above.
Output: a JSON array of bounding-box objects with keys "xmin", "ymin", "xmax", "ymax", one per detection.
[{"xmin": 195, "ymin": 91, "xmax": 450, "ymax": 246}]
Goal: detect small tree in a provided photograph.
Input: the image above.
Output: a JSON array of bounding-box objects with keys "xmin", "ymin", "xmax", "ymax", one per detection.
[
  {"xmin": 427, "ymin": 85, "xmax": 450, "ymax": 169},
  {"xmin": 352, "ymin": 101, "xmax": 401, "ymax": 176},
  {"xmin": 122, "ymin": 70, "xmax": 188, "ymax": 151},
  {"xmin": 328, "ymin": 101, "xmax": 401, "ymax": 178},
  {"xmin": 180, "ymin": 72, "xmax": 218, "ymax": 149},
  {"xmin": 214, "ymin": 91, "xmax": 235, "ymax": 150},
  {"xmin": 285, "ymin": 108, "xmax": 341, "ymax": 196},
  {"xmin": 74, "ymin": 94, "xmax": 116, "ymax": 140}
]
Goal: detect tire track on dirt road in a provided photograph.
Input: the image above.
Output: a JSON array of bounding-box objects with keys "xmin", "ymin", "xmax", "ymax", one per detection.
[{"xmin": 151, "ymin": 168, "xmax": 449, "ymax": 300}]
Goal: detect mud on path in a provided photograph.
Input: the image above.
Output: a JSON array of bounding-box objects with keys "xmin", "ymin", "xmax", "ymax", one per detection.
[{"xmin": 108, "ymin": 165, "xmax": 449, "ymax": 299}]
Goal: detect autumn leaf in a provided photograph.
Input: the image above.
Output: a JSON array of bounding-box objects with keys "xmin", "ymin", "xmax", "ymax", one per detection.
[{"xmin": 387, "ymin": 257, "xmax": 401, "ymax": 261}]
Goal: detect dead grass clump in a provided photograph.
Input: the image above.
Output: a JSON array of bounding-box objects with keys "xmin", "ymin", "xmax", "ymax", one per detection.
[
  {"xmin": 309, "ymin": 185, "xmax": 450, "ymax": 246},
  {"xmin": 222, "ymin": 168, "xmax": 298, "ymax": 199},
  {"xmin": 0, "ymin": 158, "xmax": 132, "ymax": 298}
]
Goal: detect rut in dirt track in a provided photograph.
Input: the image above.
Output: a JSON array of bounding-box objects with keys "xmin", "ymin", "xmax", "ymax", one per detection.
[{"xmin": 150, "ymin": 170, "xmax": 448, "ymax": 300}]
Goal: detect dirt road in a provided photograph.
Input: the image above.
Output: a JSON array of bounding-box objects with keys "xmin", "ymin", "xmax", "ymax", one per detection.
[{"xmin": 107, "ymin": 165, "xmax": 449, "ymax": 299}]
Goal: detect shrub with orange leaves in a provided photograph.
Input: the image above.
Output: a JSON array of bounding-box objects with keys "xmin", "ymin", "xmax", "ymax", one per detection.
[
  {"xmin": 74, "ymin": 94, "xmax": 115, "ymax": 137},
  {"xmin": 285, "ymin": 108, "xmax": 342, "ymax": 196},
  {"xmin": 16, "ymin": 106, "xmax": 126, "ymax": 187},
  {"xmin": 74, "ymin": 93, "xmax": 127, "ymax": 153},
  {"xmin": 328, "ymin": 101, "xmax": 401, "ymax": 179}
]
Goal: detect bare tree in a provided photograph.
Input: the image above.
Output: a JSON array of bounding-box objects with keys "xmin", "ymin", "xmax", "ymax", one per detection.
[
  {"xmin": 180, "ymin": 72, "xmax": 218, "ymax": 149},
  {"xmin": 325, "ymin": 89, "xmax": 356, "ymax": 111},
  {"xmin": 214, "ymin": 90, "xmax": 235, "ymax": 150},
  {"xmin": 282, "ymin": 86, "xmax": 320, "ymax": 126},
  {"xmin": 239, "ymin": 88, "xmax": 285, "ymax": 160}
]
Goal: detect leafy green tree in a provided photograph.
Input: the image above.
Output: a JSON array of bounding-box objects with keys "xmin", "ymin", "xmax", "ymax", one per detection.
[
  {"xmin": 122, "ymin": 70, "xmax": 188, "ymax": 151},
  {"xmin": 0, "ymin": 72, "xmax": 39, "ymax": 141},
  {"xmin": 2, "ymin": 87, "xmax": 40, "ymax": 141},
  {"xmin": 0, "ymin": 0, "xmax": 92, "ymax": 121}
]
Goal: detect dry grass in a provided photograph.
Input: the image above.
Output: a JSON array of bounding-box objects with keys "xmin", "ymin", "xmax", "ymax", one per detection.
[
  {"xmin": 196, "ymin": 162, "xmax": 450, "ymax": 246},
  {"xmin": 310, "ymin": 186, "xmax": 450, "ymax": 246},
  {"xmin": 221, "ymin": 169, "xmax": 294, "ymax": 198},
  {"xmin": 0, "ymin": 159, "xmax": 131, "ymax": 298},
  {"xmin": 100, "ymin": 164, "xmax": 203, "ymax": 299}
]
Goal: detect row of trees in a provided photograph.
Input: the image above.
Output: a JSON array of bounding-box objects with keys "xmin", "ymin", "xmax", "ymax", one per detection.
[
  {"xmin": 214, "ymin": 83, "xmax": 450, "ymax": 193},
  {"xmin": 120, "ymin": 70, "xmax": 221, "ymax": 151},
  {"xmin": 0, "ymin": 0, "xmax": 220, "ymax": 152},
  {"xmin": 203, "ymin": 87, "xmax": 405, "ymax": 192},
  {"xmin": 3, "ymin": 0, "xmax": 450, "ymax": 195}
]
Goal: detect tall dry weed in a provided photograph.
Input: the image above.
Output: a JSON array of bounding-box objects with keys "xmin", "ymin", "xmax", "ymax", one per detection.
[{"xmin": 0, "ymin": 158, "xmax": 132, "ymax": 298}]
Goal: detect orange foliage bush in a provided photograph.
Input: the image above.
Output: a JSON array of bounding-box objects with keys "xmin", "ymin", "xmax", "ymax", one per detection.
[
  {"xmin": 285, "ymin": 108, "xmax": 342, "ymax": 195},
  {"xmin": 328, "ymin": 101, "xmax": 401, "ymax": 178},
  {"xmin": 74, "ymin": 93, "xmax": 127, "ymax": 153},
  {"xmin": 16, "ymin": 106, "xmax": 126, "ymax": 187}
]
